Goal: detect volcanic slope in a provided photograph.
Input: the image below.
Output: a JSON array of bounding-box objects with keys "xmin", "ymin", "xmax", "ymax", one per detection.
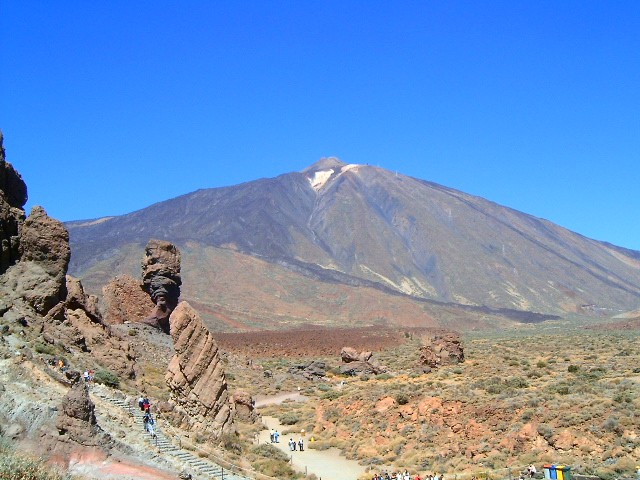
[{"xmin": 68, "ymin": 158, "xmax": 640, "ymax": 324}]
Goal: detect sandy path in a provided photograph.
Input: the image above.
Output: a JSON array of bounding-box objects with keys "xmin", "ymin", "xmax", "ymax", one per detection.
[
  {"xmin": 257, "ymin": 415, "xmax": 367, "ymax": 480},
  {"xmin": 253, "ymin": 391, "xmax": 308, "ymax": 407}
]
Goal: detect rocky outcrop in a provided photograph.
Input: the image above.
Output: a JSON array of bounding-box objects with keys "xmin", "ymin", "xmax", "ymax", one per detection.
[
  {"xmin": 141, "ymin": 240, "xmax": 182, "ymax": 334},
  {"xmin": 42, "ymin": 276, "xmax": 136, "ymax": 381},
  {"xmin": 101, "ymin": 274, "xmax": 155, "ymax": 325},
  {"xmin": 231, "ymin": 391, "xmax": 258, "ymax": 423},
  {"xmin": 56, "ymin": 382, "xmax": 102, "ymax": 446},
  {"xmin": 339, "ymin": 347, "xmax": 384, "ymax": 376},
  {"xmin": 1, "ymin": 207, "xmax": 69, "ymax": 314},
  {"xmin": 419, "ymin": 332, "xmax": 464, "ymax": 369},
  {"xmin": 0, "ymin": 131, "xmax": 27, "ymax": 274},
  {"xmin": 289, "ymin": 360, "xmax": 326, "ymax": 380},
  {"xmin": 165, "ymin": 301, "xmax": 234, "ymax": 438}
]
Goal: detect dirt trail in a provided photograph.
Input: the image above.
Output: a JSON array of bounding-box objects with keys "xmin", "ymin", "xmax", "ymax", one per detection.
[
  {"xmin": 257, "ymin": 414, "xmax": 367, "ymax": 480},
  {"xmin": 253, "ymin": 391, "xmax": 307, "ymax": 408}
]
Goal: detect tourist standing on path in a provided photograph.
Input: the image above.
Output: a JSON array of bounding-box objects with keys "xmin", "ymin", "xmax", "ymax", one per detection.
[
  {"xmin": 274, "ymin": 430, "xmax": 280, "ymax": 443},
  {"xmin": 298, "ymin": 438, "xmax": 304, "ymax": 451}
]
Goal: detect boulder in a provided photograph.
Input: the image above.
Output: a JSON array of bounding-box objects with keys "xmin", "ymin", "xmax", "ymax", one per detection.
[
  {"xmin": 56, "ymin": 382, "xmax": 102, "ymax": 446},
  {"xmin": 341, "ymin": 347, "xmax": 373, "ymax": 363},
  {"xmin": 101, "ymin": 274, "xmax": 155, "ymax": 325},
  {"xmin": 165, "ymin": 301, "xmax": 234, "ymax": 438},
  {"xmin": 419, "ymin": 332, "xmax": 464, "ymax": 368},
  {"xmin": 289, "ymin": 360, "xmax": 326, "ymax": 380},
  {"xmin": 232, "ymin": 390, "xmax": 258, "ymax": 422}
]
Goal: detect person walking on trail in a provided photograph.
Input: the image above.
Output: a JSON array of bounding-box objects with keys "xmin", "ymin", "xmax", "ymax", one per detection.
[
  {"xmin": 274, "ymin": 430, "xmax": 280, "ymax": 443},
  {"xmin": 298, "ymin": 438, "xmax": 304, "ymax": 451},
  {"xmin": 270, "ymin": 429, "xmax": 274, "ymax": 443},
  {"xmin": 138, "ymin": 396, "xmax": 144, "ymax": 411}
]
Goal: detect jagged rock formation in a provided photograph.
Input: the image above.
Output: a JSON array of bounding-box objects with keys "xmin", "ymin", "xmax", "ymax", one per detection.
[
  {"xmin": 0, "ymin": 131, "xmax": 27, "ymax": 274},
  {"xmin": 165, "ymin": 301, "xmax": 234, "ymax": 437},
  {"xmin": 0, "ymin": 138, "xmax": 136, "ymax": 381},
  {"xmin": 1, "ymin": 206, "xmax": 70, "ymax": 314},
  {"xmin": 56, "ymin": 382, "xmax": 103, "ymax": 446},
  {"xmin": 339, "ymin": 346, "xmax": 384, "ymax": 376},
  {"xmin": 101, "ymin": 274, "xmax": 155, "ymax": 325},
  {"xmin": 419, "ymin": 332, "xmax": 465, "ymax": 369},
  {"xmin": 141, "ymin": 239, "xmax": 182, "ymax": 334},
  {"xmin": 42, "ymin": 275, "xmax": 136, "ymax": 380}
]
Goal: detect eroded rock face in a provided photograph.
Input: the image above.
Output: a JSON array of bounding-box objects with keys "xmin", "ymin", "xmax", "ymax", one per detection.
[
  {"xmin": 141, "ymin": 240, "xmax": 181, "ymax": 334},
  {"xmin": 0, "ymin": 132, "xmax": 27, "ymax": 273},
  {"xmin": 101, "ymin": 274, "xmax": 155, "ymax": 325},
  {"xmin": 166, "ymin": 301, "xmax": 234, "ymax": 437},
  {"xmin": 1, "ymin": 206, "xmax": 70, "ymax": 315},
  {"xmin": 419, "ymin": 332, "xmax": 464, "ymax": 369},
  {"xmin": 42, "ymin": 277, "xmax": 137, "ymax": 381}
]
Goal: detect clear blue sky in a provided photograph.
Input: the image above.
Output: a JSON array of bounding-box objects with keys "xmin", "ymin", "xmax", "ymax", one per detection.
[{"xmin": 2, "ymin": 1, "xmax": 639, "ymax": 250}]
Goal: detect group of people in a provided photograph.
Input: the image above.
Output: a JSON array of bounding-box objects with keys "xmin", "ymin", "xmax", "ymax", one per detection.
[
  {"xmin": 83, "ymin": 369, "xmax": 95, "ymax": 383},
  {"xmin": 269, "ymin": 429, "xmax": 280, "ymax": 443},
  {"xmin": 371, "ymin": 471, "xmax": 433, "ymax": 480},
  {"xmin": 288, "ymin": 437, "xmax": 304, "ymax": 452},
  {"xmin": 138, "ymin": 396, "xmax": 156, "ymax": 438},
  {"xmin": 138, "ymin": 395, "xmax": 152, "ymax": 413}
]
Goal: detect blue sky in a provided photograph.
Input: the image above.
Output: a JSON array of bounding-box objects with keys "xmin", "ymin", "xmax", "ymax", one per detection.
[{"xmin": 2, "ymin": 1, "xmax": 639, "ymax": 250}]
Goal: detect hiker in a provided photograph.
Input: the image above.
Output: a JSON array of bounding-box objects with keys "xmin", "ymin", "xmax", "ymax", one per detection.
[
  {"xmin": 269, "ymin": 429, "xmax": 274, "ymax": 443},
  {"xmin": 528, "ymin": 465, "xmax": 537, "ymax": 478},
  {"xmin": 147, "ymin": 418, "xmax": 156, "ymax": 438},
  {"xmin": 83, "ymin": 370, "xmax": 90, "ymax": 382},
  {"xmin": 138, "ymin": 396, "xmax": 144, "ymax": 411},
  {"xmin": 273, "ymin": 430, "xmax": 280, "ymax": 443},
  {"xmin": 298, "ymin": 438, "xmax": 304, "ymax": 451},
  {"xmin": 143, "ymin": 397, "xmax": 150, "ymax": 413},
  {"xmin": 143, "ymin": 412, "xmax": 150, "ymax": 431}
]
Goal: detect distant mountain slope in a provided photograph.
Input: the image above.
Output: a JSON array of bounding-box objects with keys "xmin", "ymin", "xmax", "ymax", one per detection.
[{"xmin": 68, "ymin": 158, "xmax": 640, "ymax": 322}]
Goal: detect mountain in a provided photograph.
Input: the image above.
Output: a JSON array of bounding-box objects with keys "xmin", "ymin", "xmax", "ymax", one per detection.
[{"xmin": 67, "ymin": 158, "xmax": 640, "ymax": 329}]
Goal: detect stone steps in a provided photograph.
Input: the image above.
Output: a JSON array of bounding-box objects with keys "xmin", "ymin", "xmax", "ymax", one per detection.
[{"xmin": 90, "ymin": 386, "xmax": 253, "ymax": 480}]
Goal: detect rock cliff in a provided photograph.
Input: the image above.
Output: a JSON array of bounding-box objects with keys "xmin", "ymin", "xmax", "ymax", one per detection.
[{"xmin": 165, "ymin": 301, "xmax": 234, "ymax": 438}]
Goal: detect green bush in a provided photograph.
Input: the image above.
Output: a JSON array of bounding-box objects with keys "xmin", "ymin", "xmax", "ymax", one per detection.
[
  {"xmin": 279, "ymin": 412, "xmax": 300, "ymax": 425},
  {"xmin": 567, "ymin": 364, "xmax": 579, "ymax": 373},
  {"xmin": 94, "ymin": 369, "xmax": 120, "ymax": 388},
  {"xmin": 34, "ymin": 342, "xmax": 56, "ymax": 355},
  {"xmin": 252, "ymin": 443, "xmax": 290, "ymax": 462},
  {"xmin": 395, "ymin": 393, "xmax": 409, "ymax": 405}
]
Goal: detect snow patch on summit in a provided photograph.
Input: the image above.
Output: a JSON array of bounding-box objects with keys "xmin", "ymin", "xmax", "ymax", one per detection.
[
  {"xmin": 308, "ymin": 164, "xmax": 362, "ymax": 191},
  {"xmin": 309, "ymin": 169, "xmax": 334, "ymax": 190}
]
